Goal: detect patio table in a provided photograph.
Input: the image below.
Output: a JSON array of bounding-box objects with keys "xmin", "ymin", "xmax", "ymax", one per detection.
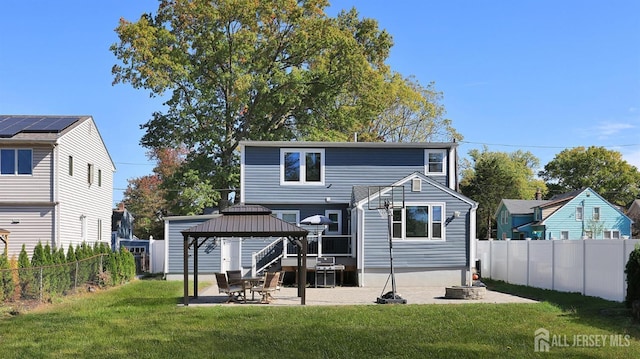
[{"xmin": 239, "ymin": 276, "xmax": 263, "ymax": 302}]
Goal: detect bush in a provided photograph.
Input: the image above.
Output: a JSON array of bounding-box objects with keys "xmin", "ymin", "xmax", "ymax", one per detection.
[{"xmin": 625, "ymin": 244, "xmax": 640, "ymax": 308}]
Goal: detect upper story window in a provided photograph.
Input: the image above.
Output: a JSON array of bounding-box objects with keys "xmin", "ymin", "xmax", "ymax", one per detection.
[
  {"xmin": 392, "ymin": 203, "xmax": 444, "ymax": 240},
  {"xmin": 534, "ymin": 208, "xmax": 542, "ymax": 221},
  {"xmin": 280, "ymin": 149, "xmax": 324, "ymax": 185},
  {"xmin": 98, "ymin": 169, "xmax": 102, "ymax": 187},
  {"xmin": 87, "ymin": 163, "xmax": 94, "ymax": 185},
  {"xmin": 425, "ymin": 150, "xmax": 446, "ymax": 175},
  {"xmin": 0, "ymin": 149, "xmax": 32, "ymax": 175},
  {"xmin": 592, "ymin": 207, "xmax": 600, "ymax": 221},
  {"xmin": 576, "ymin": 206, "xmax": 583, "ymax": 221},
  {"xmin": 68, "ymin": 156, "xmax": 74, "ymax": 176},
  {"xmin": 500, "ymin": 211, "xmax": 508, "ymax": 225}
]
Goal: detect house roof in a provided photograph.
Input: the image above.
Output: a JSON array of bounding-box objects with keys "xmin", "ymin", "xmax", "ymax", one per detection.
[
  {"xmin": 181, "ymin": 204, "xmax": 308, "ymax": 238},
  {"xmin": 0, "ymin": 115, "xmax": 116, "ymax": 171},
  {"xmin": 0, "ymin": 115, "xmax": 87, "ymax": 142},
  {"xmin": 501, "ymin": 199, "xmax": 549, "ymax": 215},
  {"xmin": 538, "ymin": 188, "xmax": 585, "ymax": 208},
  {"xmin": 240, "ymin": 140, "xmax": 458, "ymax": 149},
  {"xmin": 351, "ymin": 172, "xmax": 477, "ymax": 209}
]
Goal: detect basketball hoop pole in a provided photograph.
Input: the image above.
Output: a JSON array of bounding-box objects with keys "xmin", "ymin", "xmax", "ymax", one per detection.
[{"xmin": 385, "ymin": 200, "xmax": 398, "ymax": 298}]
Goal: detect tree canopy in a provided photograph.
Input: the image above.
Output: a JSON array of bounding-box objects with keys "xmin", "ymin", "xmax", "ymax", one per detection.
[
  {"xmin": 111, "ymin": 0, "xmax": 458, "ymax": 209},
  {"xmin": 539, "ymin": 146, "xmax": 640, "ymax": 206},
  {"xmin": 460, "ymin": 148, "xmax": 547, "ymax": 239}
]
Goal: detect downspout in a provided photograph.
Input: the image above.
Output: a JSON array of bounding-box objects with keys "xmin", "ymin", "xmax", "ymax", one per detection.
[{"xmin": 52, "ymin": 142, "xmax": 60, "ymax": 249}]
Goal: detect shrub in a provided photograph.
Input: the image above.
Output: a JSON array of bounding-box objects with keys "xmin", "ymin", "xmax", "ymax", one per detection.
[{"xmin": 625, "ymin": 244, "xmax": 640, "ymax": 308}]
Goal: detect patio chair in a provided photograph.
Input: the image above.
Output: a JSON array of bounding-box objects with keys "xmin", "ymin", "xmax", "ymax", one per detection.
[
  {"xmin": 251, "ymin": 271, "xmax": 280, "ymax": 304},
  {"xmin": 215, "ymin": 272, "xmax": 245, "ymax": 303},
  {"xmin": 276, "ymin": 271, "xmax": 285, "ymax": 291},
  {"xmin": 226, "ymin": 270, "xmax": 243, "ymax": 286}
]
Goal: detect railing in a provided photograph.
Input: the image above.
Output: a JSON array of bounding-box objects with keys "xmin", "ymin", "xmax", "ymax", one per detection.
[
  {"xmin": 251, "ymin": 237, "xmax": 285, "ymax": 276},
  {"xmin": 285, "ymin": 234, "xmax": 353, "ymax": 258},
  {"xmin": 251, "ymin": 234, "xmax": 353, "ymax": 276}
]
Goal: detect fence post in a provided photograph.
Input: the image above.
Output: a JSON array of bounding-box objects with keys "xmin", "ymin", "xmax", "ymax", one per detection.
[{"xmin": 39, "ymin": 267, "xmax": 43, "ymax": 302}]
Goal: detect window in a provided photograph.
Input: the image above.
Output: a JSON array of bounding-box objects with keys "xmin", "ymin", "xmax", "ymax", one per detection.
[
  {"xmin": 87, "ymin": 164, "xmax": 94, "ymax": 184},
  {"xmin": 425, "ymin": 150, "xmax": 446, "ymax": 174},
  {"xmin": 534, "ymin": 208, "xmax": 542, "ymax": 221},
  {"xmin": 392, "ymin": 204, "xmax": 444, "ymax": 240},
  {"xmin": 98, "ymin": 169, "xmax": 102, "ymax": 187},
  {"xmin": 576, "ymin": 207, "xmax": 583, "ymax": 221},
  {"xmin": 584, "ymin": 231, "xmax": 593, "ymax": 239},
  {"xmin": 281, "ymin": 149, "xmax": 324, "ymax": 184},
  {"xmin": 501, "ymin": 211, "xmax": 508, "ymax": 225},
  {"xmin": 325, "ymin": 210, "xmax": 341, "ymax": 234},
  {"xmin": 560, "ymin": 231, "xmax": 569, "ymax": 240},
  {"xmin": 68, "ymin": 156, "xmax": 73, "ymax": 176},
  {"xmin": 272, "ymin": 210, "xmax": 299, "ymax": 225},
  {"xmin": 592, "ymin": 207, "xmax": 600, "ymax": 221},
  {"xmin": 0, "ymin": 149, "xmax": 32, "ymax": 175},
  {"xmin": 604, "ymin": 230, "xmax": 620, "ymax": 239}
]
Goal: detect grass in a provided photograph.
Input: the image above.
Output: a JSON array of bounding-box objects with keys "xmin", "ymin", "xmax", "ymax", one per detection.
[{"xmin": 0, "ymin": 279, "xmax": 638, "ymax": 358}]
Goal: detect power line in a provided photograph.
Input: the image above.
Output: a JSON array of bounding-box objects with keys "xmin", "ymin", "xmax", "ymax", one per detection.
[{"xmin": 459, "ymin": 140, "xmax": 640, "ymax": 149}]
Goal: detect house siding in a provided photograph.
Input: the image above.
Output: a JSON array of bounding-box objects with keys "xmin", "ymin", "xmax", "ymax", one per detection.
[
  {"xmin": 0, "ymin": 206, "xmax": 54, "ymax": 255},
  {"xmin": 361, "ymin": 178, "xmax": 471, "ymax": 269},
  {"xmin": 165, "ymin": 216, "xmax": 221, "ymax": 275},
  {"xmin": 243, "ymin": 146, "xmax": 450, "ymax": 204},
  {"xmin": 56, "ymin": 119, "xmax": 114, "ymax": 250},
  {"xmin": 543, "ymin": 190, "xmax": 631, "ymax": 239},
  {"xmin": 0, "ymin": 146, "xmax": 53, "ymax": 202}
]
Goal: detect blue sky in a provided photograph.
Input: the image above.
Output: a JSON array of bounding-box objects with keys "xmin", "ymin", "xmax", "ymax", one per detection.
[{"xmin": 1, "ymin": 0, "xmax": 639, "ymax": 205}]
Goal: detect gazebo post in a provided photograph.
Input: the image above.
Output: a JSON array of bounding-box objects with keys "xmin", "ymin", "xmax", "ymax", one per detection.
[
  {"xmin": 183, "ymin": 234, "xmax": 189, "ymax": 306},
  {"xmin": 193, "ymin": 237, "xmax": 199, "ymax": 298},
  {"xmin": 301, "ymin": 236, "xmax": 307, "ymax": 305}
]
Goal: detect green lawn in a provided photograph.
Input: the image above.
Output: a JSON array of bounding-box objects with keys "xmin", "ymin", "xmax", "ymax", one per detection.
[{"xmin": 0, "ymin": 279, "xmax": 638, "ymax": 358}]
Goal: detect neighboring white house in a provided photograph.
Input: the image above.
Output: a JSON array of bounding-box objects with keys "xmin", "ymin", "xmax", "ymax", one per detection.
[{"xmin": 0, "ymin": 115, "xmax": 115, "ymax": 257}]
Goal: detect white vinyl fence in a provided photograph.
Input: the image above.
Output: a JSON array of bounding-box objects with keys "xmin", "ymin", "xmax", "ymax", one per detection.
[
  {"xmin": 476, "ymin": 239, "xmax": 640, "ymax": 302},
  {"xmin": 149, "ymin": 238, "xmax": 165, "ymax": 274}
]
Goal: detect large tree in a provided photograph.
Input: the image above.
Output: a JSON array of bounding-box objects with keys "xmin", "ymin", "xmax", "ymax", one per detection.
[
  {"xmin": 363, "ymin": 74, "xmax": 461, "ymax": 142},
  {"xmin": 539, "ymin": 146, "xmax": 640, "ymax": 206},
  {"xmin": 460, "ymin": 148, "xmax": 547, "ymax": 239},
  {"xmin": 111, "ymin": 0, "xmax": 395, "ymax": 205},
  {"xmin": 122, "ymin": 146, "xmax": 218, "ymax": 238}
]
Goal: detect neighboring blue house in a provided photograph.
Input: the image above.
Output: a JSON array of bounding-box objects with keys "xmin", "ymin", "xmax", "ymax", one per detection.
[
  {"xmin": 495, "ymin": 188, "xmax": 632, "ymax": 240},
  {"xmin": 164, "ymin": 141, "xmax": 478, "ymax": 287}
]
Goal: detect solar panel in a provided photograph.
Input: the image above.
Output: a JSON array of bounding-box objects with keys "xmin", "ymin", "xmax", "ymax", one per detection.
[{"xmin": 0, "ymin": 116, "xmax": 81, "ymax": 137}]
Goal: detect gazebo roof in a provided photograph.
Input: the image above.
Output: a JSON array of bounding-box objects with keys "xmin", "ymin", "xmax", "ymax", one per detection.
[{"xmin": 181, "ymin": 204, "xmax": 308, "ymax": 238}]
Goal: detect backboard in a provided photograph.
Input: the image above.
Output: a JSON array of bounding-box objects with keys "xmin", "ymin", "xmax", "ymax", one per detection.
[{"xmin": 367, "ymin": 185, "xmax": 405, "ymax": 211}]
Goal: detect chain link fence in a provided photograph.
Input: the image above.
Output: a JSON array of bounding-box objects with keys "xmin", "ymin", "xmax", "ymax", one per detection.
[{"xmin": 1, "ymin": 251, "xmax": 135, "ymax": 306}]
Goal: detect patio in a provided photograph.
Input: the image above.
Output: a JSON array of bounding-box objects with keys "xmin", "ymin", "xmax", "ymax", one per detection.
[{"xmin": 183, "ymin": 284, "xmax": 538, "ymax": 306}]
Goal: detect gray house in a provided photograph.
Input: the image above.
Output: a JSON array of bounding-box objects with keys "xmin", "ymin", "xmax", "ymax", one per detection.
[
  {"xmin": 0, "ymin": 115, "xmax": 115, "ymax": 256},
  {"xmin": 164, "ymin": 141, "xmax": 478, "ymax": 287}
]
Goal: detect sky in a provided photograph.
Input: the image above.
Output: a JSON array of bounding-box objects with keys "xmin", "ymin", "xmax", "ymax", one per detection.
[{"xmin": 1, "ymin": 0, "xmax": 639, "ymax": 206}]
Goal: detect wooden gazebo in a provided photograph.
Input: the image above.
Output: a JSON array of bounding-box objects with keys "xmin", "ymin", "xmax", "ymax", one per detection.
[{"xmin": 180, "ymin": 204, "xmax": 309, "ymax": 305}]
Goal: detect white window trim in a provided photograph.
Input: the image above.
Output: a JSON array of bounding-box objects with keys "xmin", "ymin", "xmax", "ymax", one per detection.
[
  {"xmin": 324, "ymin": 210, "xmax": 341, "ymax": 235},
  {"xmin": 392, "ymin": 202, "xmax": 446, "ymax": 241},
  {"xmin": 575, "ymin": 206, "xmax": 583, "ymax": 221},
  {"xmin": 592, "ymin": 207, "xmax": 600, "ymax": 221},
  {"xmin": 560, "ymin": 231, "xmax": 569, "ymax": 240},
  {"xmin": 280, "ymin": 148, "xmax": 325, "ymax": 185},
  {"xmin": 272, "ymin": 210, "xmax": 300, "ymax": 225},
  {"xmin": 424, "ymin": 149, "xmax": 446, "ymax": 175}
]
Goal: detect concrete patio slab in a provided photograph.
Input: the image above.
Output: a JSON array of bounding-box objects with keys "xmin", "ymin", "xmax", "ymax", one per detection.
[{"xmin": 184, "ymin": 284, "xmax": 538, "ymax": 306}]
